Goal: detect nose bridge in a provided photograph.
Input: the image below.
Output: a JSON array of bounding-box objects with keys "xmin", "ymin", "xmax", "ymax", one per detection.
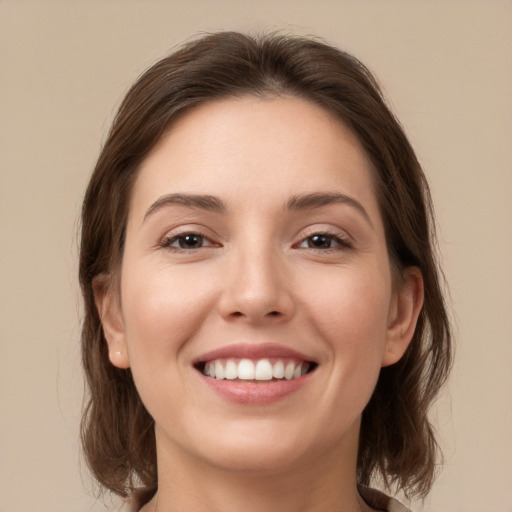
[{"xmin": 219, "ymin": 235, "xmax": 293, "ymax": 322}]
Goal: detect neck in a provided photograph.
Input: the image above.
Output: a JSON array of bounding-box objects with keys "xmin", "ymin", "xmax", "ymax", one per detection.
[{"xmin": 144, "ymin": 423, "xmax": 374, "ymax": 512}]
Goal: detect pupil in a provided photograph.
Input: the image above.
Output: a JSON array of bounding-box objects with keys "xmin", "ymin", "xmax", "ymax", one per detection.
[
  {"xmin": 180, "ymin": 234, "xmax": 202, "ymax": 248},
  {"xmin": 309, "ymin": 235, "xmax": 330, "ymax": 248}
]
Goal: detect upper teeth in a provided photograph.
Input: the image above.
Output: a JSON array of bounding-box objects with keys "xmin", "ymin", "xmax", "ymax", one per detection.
[{"xmin": 203, "ymin": 358, "xmax": 310, "ymax": 381}]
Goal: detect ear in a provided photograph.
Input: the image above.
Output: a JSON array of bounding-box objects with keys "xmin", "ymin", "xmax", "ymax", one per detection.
[
  {"xmin": 382, "ymin": 267, "xmax": 424, "ymax": 367},
  {"xmin": 92, "ymin": 273, "xmax": 130, "ymax": 369}
]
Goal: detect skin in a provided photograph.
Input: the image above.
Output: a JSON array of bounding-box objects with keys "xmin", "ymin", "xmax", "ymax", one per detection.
[{"xmin": 95, "ymin": 96, "xmax": 423, "ymax": 512}]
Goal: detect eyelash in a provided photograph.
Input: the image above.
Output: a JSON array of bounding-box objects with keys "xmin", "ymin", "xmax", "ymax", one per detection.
[
  {"xmin": 160, "ymin": 230, "xmax": 352, "ymax": 253},
  {"xmin": 160, "ymin": 232, "xmax": 217, "ymax": 251},
  {"xmin": 295, "ymin": 231, "xmax": 353, "ymax": 252}
]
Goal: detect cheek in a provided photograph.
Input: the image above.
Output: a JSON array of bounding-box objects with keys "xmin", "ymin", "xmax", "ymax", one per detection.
[
  {"xmin": 298, "ymin": 263, "xmax": 392, "ymax": 407},
  {"xmin": 302, "ymin": 266, "xmax": 392, "ymax": 347},
  {"xmin": 118, "ymin": 262, "xmax": 221, "ymax": 423},
  {"xmin": 120, "ymin": 262, "xmax": 218, "ymax": 365},
  {"xmin": 285, "ymin": 265, "xmax": 393, "ymax": 441}
]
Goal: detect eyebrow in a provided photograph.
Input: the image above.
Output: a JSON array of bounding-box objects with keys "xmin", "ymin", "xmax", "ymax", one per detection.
[
  {"xmin": 144, "ymin": 193, "xmax": 226, "ymax": 221},
  {"xmin": 286, "ymin": 192, "xmax": 373, "ymax": 227},
  {"xmin": 143, "ymin": 191, "xmax": 373, "ymax": 227}
]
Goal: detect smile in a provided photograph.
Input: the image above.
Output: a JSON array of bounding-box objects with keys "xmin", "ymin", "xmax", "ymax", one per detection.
[
  {"xmin": 193, "ymin": 343, "xmax": 318, "ymax": 404},
  {"xmin": 202, "ymin": 358, "xmax": 312, "ymax": 381}
]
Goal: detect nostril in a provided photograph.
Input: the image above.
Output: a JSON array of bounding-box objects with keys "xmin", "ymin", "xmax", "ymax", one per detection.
[{"xmin": 227, "ymin": 310, "xmax": 284, "ymax": 320}]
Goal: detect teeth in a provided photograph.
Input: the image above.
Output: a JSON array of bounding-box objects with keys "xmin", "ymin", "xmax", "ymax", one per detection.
[
  {"xmin": 272, "ymin": 360, "xmax": 284, "ymax": 379},
  {"xmin": 238, "ymin": 359, "xmax": 255, "ymax": 380},
  {"xmin": 255, "ymin": 359, "xmax": 273, "ymax": 380},
  {"xmin": 203, "ymin": 358, "xmax": 311, "ymax": 381},
  {"xmin": 284, "ymin": 362, "xmax": 295, "ymax": 380},
  {"xmin": 224, "ymin": 359, "xmax": 238, "ymax": 380},
  {"xmin": 214, "ymin": 360, "xmax": 225, "ymax": 380}
]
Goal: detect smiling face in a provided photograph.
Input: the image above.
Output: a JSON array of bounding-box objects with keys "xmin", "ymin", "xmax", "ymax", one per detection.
[{"xmin": 96, "ymin": 96, "xmax": 422, "ymax": 477}]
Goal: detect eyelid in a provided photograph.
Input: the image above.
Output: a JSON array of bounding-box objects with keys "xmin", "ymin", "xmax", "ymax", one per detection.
[
  {"xmin": 157, "ymin": 224, "xmax": 353, "ymax": 252},
  {"xmin": 294, "ymin": 227, "xmax": 354, "ymax": 251},
  {"xmin": 159, "ymin": 226, "xmax": 221, "ymax": 251},
  {"xmin": 170, "ymin": 234, "xmax": 214, "ymax": 248}
]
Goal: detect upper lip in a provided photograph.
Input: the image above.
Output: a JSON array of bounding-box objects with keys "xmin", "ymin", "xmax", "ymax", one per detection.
[{"xmin": 193, "ymin": 342, "xmax": 317, "ymax": 364}]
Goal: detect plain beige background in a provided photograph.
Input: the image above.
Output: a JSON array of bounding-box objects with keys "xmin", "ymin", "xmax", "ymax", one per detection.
[{"xmin": 1, "ymin": 1, "xmax": 511, "ymax": 511}]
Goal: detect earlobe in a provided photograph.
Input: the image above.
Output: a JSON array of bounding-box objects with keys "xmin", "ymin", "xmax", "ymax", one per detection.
[
  {"xmin": 382, "ymin": 267, "xmax": 424, "ymax": 367},
  {"xmin": 92, "ymin": 273, "xmax": 131, "ymax": 369}
]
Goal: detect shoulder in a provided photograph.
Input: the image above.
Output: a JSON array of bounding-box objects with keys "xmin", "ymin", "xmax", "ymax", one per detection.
[
  {"xmin": 109, "ymin": 488, "xmax": 411, "ymax": 512},
  {"xmin": 359, "ymin": 486, "xmax": 413, "ymax": 512},
  {"xmin": 388, "ymin": 496, "xmax": 413, "ymax": 512},
  {"xmin": 108, "ymin": 488, "xmax": 155, "ymax": 512},
  {"xmin": 108, "ymin": 498, "xmax": 139, "ymax": 512}
]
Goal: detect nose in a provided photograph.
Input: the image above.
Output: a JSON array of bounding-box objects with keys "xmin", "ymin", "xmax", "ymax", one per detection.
[{"xmin": 217, "ymin": 244, "xmax": 295, "ymax": 324}]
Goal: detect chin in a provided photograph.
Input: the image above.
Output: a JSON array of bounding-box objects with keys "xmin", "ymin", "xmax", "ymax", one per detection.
[
  {"xmin": 181, "ymin": 417, "xmax": 342, "ymax": 476},
  {"xmin": 203, "ymin": 442, "xmax": 310, "ymax": 475}
]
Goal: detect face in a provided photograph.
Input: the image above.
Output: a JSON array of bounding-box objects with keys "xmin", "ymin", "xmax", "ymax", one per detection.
[{"xmin": 97, "ymin": 96, "xmax": 421, "ymax": 475}]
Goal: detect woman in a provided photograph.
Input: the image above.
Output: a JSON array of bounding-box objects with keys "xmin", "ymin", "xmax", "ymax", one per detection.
[{"xmin": 80, "ymin": 32, "xmax": 452, "ymax": 512}]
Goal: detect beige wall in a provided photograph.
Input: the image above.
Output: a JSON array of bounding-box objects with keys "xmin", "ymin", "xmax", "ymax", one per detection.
[{"xmin": 1, "ymin": 2, "xmax": 511, "ymax": 511}]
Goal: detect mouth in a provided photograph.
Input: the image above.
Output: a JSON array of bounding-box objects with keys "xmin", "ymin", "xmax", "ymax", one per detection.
[
  {"xmin": 195, "ymin": 355, "xmax": 317, "ymax": 404},
  {"xmin": 195, "ymin": 357, "xmax": 318, "ymax": 382},
  {"xmin": 192, "ymin": 343, "xmax": 318, "ymax": 390}
]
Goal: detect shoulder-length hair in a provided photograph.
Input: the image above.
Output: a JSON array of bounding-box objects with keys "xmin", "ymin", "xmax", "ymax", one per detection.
[{"xmin": 80, "ymin": 31, "xmax": 452, "ymax": 501}]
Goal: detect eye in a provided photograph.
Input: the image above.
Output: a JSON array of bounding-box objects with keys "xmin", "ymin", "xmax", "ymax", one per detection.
[
  {"xmin": 297, "ymin": 233, "xmax": 351, "ymax": 250},
  {"xmin": 161, "ymin": 233, "xmax": 216, "ymax": 250}
]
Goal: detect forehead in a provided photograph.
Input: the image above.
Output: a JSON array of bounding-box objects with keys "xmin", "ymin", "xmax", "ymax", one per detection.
[{"xmin": 129, "ymin": 95, "xmax": 381, "ymax": 224}]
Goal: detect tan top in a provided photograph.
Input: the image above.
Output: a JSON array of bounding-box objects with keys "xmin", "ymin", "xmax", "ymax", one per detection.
[
  {"xmin": 359, "ymin": 487, "xmax": 412, "ymax": 512},
  {"xmin": 110, "ymin": 487, "xmax": 412, "ymax": 512}
]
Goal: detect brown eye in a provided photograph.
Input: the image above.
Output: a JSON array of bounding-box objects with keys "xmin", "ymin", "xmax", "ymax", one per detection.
[
  {"xmin": 297, "ymin": 232, "xmax": 352, "ymax": 251},
  {"xmin": 177, "ymin": 234, "xmax": 204, "ymax": 249},
  {"xmin": 307, "ymin": 234, "xmax": 334, "ymax": 249},
  {"xmin": 163, "ymin": 233, "xmax": 215, "ymax": 250}
]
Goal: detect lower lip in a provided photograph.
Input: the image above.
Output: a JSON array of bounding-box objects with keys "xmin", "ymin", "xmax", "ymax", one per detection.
[{"xmin": 199, "ymin": 372, "xmax": 313, "ymax": 405}]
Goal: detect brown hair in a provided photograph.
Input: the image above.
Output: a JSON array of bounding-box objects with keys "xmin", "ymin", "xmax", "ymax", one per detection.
[{"xmin": 80, "ymin": 31, "xmax": 452, "ymax": 501}]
